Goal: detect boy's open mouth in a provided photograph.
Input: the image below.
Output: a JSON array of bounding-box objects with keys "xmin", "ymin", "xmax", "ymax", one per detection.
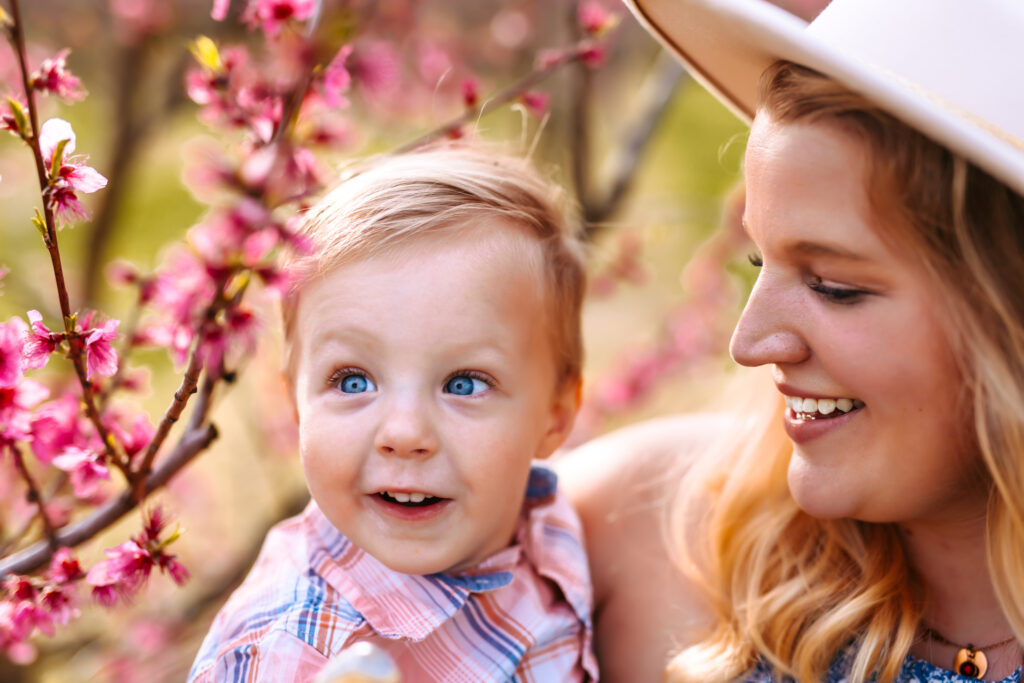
[{"xmin": 376, "ymin": 491, "xmax": 445, "ymax": 507}]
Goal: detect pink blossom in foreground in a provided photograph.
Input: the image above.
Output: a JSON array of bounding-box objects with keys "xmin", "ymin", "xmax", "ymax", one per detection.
[
  {"xmin": 242, "ymin": 0, "xmax": 317, "ymax": 37},
  {"xmin": 350, "ymin": 40, "xmax": 402, "ymax": 100},
  {"xmin": 0, "ymin": 377, "xmax": 49, "ymax": 447},
  {"xmin": 86, "ymin": 541, "xmax": 152, "ymax": 604},
  {"xmin": 22, "ymin": 310, "xmax": 62, "ymax": 370},
  {"xmin": 52, "ymin": 446, "xmax": 110, "ymax": 500},
  {"xmin": 48, "ymin": 547, "xmax": 83, "ymax": 584},
  {"xmin": 81, "ymin": 317, "xmax": 120, "ymax": 380},
  {"xmin": 0, "ymin": 317, "xmax": 27, "ymax": 388},
  {"xmin": 578, "ymin": 2, "xmax": 618, "ymax": 36},
  {"xmin": 106, "ymin": 410, "xmax": 155, "ymax": 465},
  {"xmin": 461, "ymin": 77, "xmax": 479, "ymax": 108},
  {"xmin": 30, "ymin": 392, "xmax": 91, "ymax": 465},
  {"xmin": 30, "ymin": 49, "xmax": 85, "ymax": 102},
  {"xmin": 39, "ymin": 118, "xmax": 108, "ymax": 226},
  {"xmin": 519, "ymin": 90, "xmax": 550, "ymax": 117},
  {"xmin": 87, "ymin": 508, "xmax": 189, "ymax": 605},
  {"xmin": 319, "ymin": 46, "xmax": 352, "ymax": 109},
  {"xmin": 211, "ymin": 0, "xmax": 231, "ymax": 20}
]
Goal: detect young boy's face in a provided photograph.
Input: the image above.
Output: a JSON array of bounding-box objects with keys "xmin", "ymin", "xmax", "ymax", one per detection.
[{"xmin": 290, "ymin": 221, "xmax": 579, "ymax": 575}]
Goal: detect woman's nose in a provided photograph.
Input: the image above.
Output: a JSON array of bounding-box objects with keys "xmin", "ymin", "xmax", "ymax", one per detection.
[
  {"xmin": 374, "ymin": 396, "xmax": 439, "ymax": 458},
  {"xmin": 729, "ymin": 275, "xmax": 810, "ymax": 367}
]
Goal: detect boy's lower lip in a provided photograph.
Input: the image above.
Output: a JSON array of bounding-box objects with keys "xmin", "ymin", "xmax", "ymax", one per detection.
[
  {"xmin": 783, "ymin": 405, "xmax": 863, "ymax": 444},
  {"xmin": 367, "ymin": 494, "xmax": 452, "ymax": 522}
]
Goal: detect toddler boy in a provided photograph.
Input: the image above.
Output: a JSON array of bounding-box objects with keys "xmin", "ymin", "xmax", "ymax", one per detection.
[{"xmin": 189, "ymin": 146, "xmax": 596, "ymax": 681}]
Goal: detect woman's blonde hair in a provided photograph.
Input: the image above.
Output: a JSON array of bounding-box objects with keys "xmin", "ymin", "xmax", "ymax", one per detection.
[
  {"xmin": 666, "ymin": 62, "xmax": 1024, "ymax": 683},
  {"xmin": 280, "ymin": 144, "xmax": 586, "ymax": 388}
]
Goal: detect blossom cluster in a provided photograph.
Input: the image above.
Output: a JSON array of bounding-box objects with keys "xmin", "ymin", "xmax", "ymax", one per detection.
[{"xmin": 0, "ymin": 0, "xmax": 626, "ymax": 671}]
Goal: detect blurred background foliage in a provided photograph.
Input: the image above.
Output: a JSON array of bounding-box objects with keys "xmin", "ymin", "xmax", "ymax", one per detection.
[{"xmin": 0, "ymin": 0, "xmax": 822, "ymax": 679}]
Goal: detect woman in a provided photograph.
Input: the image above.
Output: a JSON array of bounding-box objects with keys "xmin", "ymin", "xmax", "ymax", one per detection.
[{"xmin": 556, "ymin": 0, "xmax": 1024, "ymax": 681}]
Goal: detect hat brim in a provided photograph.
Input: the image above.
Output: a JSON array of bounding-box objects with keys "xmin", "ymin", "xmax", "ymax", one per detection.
[{"xmin": 624, "ymin": 0, "xmax": 1024, "ymax": 197}]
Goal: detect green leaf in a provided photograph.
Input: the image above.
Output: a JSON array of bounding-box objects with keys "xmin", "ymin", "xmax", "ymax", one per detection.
[
  {"xmin": 49, "ymin": 138, "xmax": 69, "ymax": 181},
  {"xmin": 6, "ymin": 97, "xmax": 28, "ymax": 138},
  {"xmin": 189, "ymin": 35, "xmax": 222, "ymax": 72}
]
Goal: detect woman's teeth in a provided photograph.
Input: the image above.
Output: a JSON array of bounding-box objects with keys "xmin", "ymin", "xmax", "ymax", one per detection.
[{"xmin": 785, "ymin": 395, "xmax": 864, "ymax": 419}]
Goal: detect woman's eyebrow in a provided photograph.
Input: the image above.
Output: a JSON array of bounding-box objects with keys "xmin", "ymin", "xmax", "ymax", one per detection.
[{"xmin": 788, "ymin": 240, "xmax": 870, "ymax": 262}]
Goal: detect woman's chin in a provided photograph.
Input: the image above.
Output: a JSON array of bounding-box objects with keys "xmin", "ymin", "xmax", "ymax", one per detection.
[{"xmin": 787, "ymin": 459, "xmax": 858, "ymax": 521}]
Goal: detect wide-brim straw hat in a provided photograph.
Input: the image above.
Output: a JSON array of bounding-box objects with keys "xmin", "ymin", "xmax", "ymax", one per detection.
[{"xmin": 622, "ymin": 0, "xmax": 1024, "ymax": 197}]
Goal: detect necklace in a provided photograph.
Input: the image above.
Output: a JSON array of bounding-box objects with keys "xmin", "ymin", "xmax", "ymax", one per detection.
[{"xmin": 922, "ymin": 626, "xmax": 1018, "ymax": 679}]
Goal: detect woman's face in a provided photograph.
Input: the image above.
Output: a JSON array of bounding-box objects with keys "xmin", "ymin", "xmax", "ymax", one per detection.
[{"xmin": 731, "ymin": 114, "xmax": 984, "ymax": 524}]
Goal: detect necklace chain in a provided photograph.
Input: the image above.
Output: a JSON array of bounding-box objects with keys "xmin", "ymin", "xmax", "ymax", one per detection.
[{"xmin": 922, "ymin": 626, "xmax": 1018, "ymax": 652}]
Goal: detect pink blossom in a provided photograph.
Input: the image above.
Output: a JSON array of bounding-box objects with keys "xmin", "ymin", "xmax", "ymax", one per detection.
[
  {"xmin": 211, "ymin": 0, "xmax": 232, "ymax": 20},
  {"xmin": 38, "ymin": 586, "xmax": 77, "ymax": 631},
  {"xmin": 242, "ymin": 0, "xmax": 317, "ymax": 37},
  {"xmin": 30, "ymin": 392, "xmax": 88, "ymax": 465},
  {"xmin": 22, "ymin": 310, "xmax": 62, "ymax": 370},
  {"xmin": 0, "ymin": 317, "xmax": 27, "ymax": 388},
  {"xmin": 86, "ymin": 537, "xmax": 157, "ymax": 605},
  {"xmin": 73, "ymin": 311, "xmax": 120, "ymax": 380},
  {"xmin": 0, "ymin": 377, "xmax": 49, "ymax": 447},
  {"xmin": 578, "ymin": 2, "xmax": 617, "ymax": 36},
  {"xmin": 52, "ymin": 446, "xmax": 110, "ymax": 499},
  {"xmin": 106, "ymin": 411, "xmax": 154, "ymax": 465},
  {"xmin": 39, "ymin": 118, "xmax": 108, "ymax": 226},
  {"xmin": 30, "ymin": 49, "xmax": 86, "ymax": 102},
  {"xmin": 461, "ymin": 77, "xmax": 479, "ymax": 108},
  {"xmin": 580, "ymin": 44, "xmax": 607, "ymax": 68},
  {"xmin": 319, "ymin": 46, "xmax": 352, "ymax": 109},
  {"xmin": 350, "ymin": 40, "xmax": 402, "ymax": 99},
  {"xmin": 519, "ymin": 90, "xmax": 550, "ymax": 117},
  {"xmin": 48, "ymin": 547, "xmax": 83, "ymax": 584}
]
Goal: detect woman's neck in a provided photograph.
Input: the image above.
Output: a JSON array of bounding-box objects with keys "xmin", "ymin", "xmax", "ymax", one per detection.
[{"xmin": 900, "ymin": 511, "xmax": 1020, "ymax": 680}]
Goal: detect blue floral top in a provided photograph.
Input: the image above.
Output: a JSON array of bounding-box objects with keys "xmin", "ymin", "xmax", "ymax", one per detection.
[{"xmin": 746, "ymin": 649, "xmax": 1022, "ymax": 682}]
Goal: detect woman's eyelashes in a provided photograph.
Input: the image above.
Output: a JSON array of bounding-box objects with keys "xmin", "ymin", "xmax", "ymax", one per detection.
[
  {"xmin": 747, "ymin": 252, "xmax": 869, "ymax": 304},
  {"xmin": 443, "ymin": 372, "xmax": 493, "ymax": 396},
  {"xmin": 805, "ymin": 276, "xmax": 869, "ymax": 304}
]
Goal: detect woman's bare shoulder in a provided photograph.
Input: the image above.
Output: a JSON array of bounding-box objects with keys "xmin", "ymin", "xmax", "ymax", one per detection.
[{"xmin": 553, "ymin": 413, "xmax": 734, "ymax": 682}]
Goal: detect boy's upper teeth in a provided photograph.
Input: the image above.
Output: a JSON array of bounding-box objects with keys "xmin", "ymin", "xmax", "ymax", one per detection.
[
  {"xmin": 785, "ymin": 395, "xmax": 864, "ymax": 413},
  {"xmin": 384, "ymin": 491, "xmax": 429, "ymax": 503}
]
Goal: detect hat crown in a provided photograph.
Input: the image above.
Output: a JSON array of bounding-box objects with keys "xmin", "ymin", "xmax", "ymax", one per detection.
[
  {"xmin": 809, "ymin": 0, "xmax": 1024, "ymax": 146},
  {"xmin": 623, "ymin": 0, "xmax": 1024, "ymax": 196}
]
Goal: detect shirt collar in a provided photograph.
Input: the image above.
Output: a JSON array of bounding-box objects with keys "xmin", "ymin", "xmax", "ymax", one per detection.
[{"xmin": 304, "ymin": 463, "xmax": 591, "ymax": 641}]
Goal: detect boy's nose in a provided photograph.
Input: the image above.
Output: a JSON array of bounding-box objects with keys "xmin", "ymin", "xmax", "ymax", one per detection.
[
  {"xmin": 374, "ymin": 398, "xmax": 439, "ymax": 458},
  {"xmin": 729, "ymin": 276, "xmax": 810, "ymax": 367}
]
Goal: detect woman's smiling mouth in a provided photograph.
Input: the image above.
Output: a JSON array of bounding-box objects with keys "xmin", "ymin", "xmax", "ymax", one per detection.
[{"xmin": 784, "ymin": 395, "xmax": 865, "ymax": 420}]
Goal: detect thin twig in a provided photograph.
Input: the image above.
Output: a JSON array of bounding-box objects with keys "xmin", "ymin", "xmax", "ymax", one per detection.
[
  {"xmin": 393, "ymin": 41, "xmax": 599, "ymax": 155},
  {"xmin": 583, "ymin": 54, "xmax": 687, "ymax": 233},
  {"xmin": 0, "ymin": 422, "xmax": 219, "ymax": 579},
  {"xmin": 8, "ymin": 443, "xmax": 58, "ymax": 552},
  {"xmin": 9, "ymin": 0, "xmax": 128, "ymax": 479}
]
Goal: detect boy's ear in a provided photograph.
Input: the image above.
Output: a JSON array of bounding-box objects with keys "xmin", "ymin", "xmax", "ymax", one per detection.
[{"xmin": 537, "ymin": 376, "xmax": 583, "ymax": 459}]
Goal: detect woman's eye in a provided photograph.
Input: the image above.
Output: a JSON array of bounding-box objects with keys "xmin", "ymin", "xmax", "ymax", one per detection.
[
  {"xmin": 807, "ymin": 277, "xmax": 867, "ymax": 304},
  {"xmin": 444, "ymin": 374, "xmax": 490, "ymax": 396},
  {"xmin": 337, "ymin": 372, "xmax": 376, "ymax": 394},
  {"xmin": 747, "ymin": 251, "xmax": 764, "ymax": 267}
]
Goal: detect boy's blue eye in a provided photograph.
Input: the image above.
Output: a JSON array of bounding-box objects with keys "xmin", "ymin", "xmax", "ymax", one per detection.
[
  {"xmin": 339, "ymin": 373, "xmax": 376, "ymax": 394},
  {"xmin": 444, "ymin": 375, "xmax": 489, "ymax": 396}
]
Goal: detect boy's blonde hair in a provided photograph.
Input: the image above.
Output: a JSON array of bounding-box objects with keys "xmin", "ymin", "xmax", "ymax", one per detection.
[{"xmin": 281, "ymin": 144, "xmax": 586, "ymax": 387}]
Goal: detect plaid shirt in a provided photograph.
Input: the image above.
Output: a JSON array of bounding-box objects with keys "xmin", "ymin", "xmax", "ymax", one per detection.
[{"xmin": 189, "ymin": 464, "xmax": 598, "ymax": 682}]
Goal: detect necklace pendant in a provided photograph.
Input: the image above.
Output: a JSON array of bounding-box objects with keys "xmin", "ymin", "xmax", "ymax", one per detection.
[{"xmin": 954, "ymin": 646, "xmax": 987, "ymax": 679}]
